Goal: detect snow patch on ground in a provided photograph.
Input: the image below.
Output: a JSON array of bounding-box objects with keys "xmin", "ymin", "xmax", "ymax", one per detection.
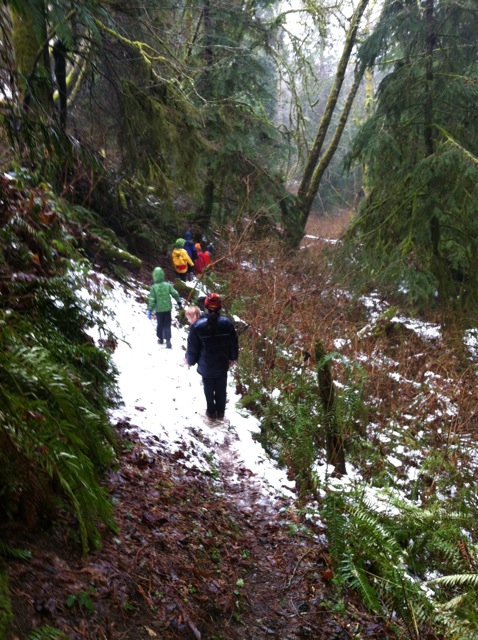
[{"xmin": 90, "ymin": 276, "xmax": 296, "ymax": 507}]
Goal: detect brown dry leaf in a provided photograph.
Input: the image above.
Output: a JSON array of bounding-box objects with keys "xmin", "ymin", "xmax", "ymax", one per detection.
[
  {"xmin": 38, "ymin": 210, "xmax": 56, "ymax": 225},
  {"xmin": 323, "ymin": 568, "xmax": 334, "ymax": 581}
]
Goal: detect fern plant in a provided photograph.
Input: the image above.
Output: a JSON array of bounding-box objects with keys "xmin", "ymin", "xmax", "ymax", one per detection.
[
  {"xmin": 320, "ymin": 484, "xmax": 478, "ymax": 639},
  {"xmin": 0, "ymin": 341, "xmax": 117, "ymax": 552},
  {"xmin": 0, "ymin": 540, "xmax": 31, "ymax": 561},
  {"xmin": 25, "ymin": 626, "xmax": 68, "ymax": 640},
  {"xmin": 322, "ymin": 488, "xmax": 435, "ymax": 637},
  {"xmin": 0, "ymin": 563, "xmax": 13, "ymax": 639},
  {"xmin": 0, "ymin": 174, "xmax": 120, "ymax": 554},
  {"xmin": 430, "ymin": 582, "xmax": 478, "ymax": 640},
  {"xmin": 247, "ymin": 347, "xmax": 367, "ymax": 494}
]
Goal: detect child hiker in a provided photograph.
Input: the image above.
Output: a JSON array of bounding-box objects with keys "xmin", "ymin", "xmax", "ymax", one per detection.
[
  {"xmin": 186, "ymin": 293, "xmax": 238, "ymax": 423},
  {"xmin": 185, "ymin": 305, "xmax": 202, "ymax": 325},
  {"xmin": 183, "ymin": 305, "xmax": 202, "ymax": 367},
  {"xmin": 203, "ymin": 244, "xmax": 212, "ymax": 268},
  {"xmin": 171, "ymin": 238, "xmax": 194, "ymax": 281},
  {"xmin": 147, "ymin": 267, "xmax": 182, "ymax": 348},
  {"xmin": 194, "ymin": 243, "xmax": 207, "ymax": 275},
  {"xmin": 183, "ymin": 231, "xmax": 197, "ymax": 281}
]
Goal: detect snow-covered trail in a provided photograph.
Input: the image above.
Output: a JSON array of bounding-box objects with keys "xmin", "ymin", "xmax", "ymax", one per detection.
[{"xmin": 103, "ymin": 277, "xmax": 296, "ymax": 506}]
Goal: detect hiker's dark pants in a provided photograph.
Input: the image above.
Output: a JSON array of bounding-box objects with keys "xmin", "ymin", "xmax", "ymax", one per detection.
[
  {"xmin": 156, "ymin": 310, "xmax": 172, "ymax": 342},
  {"xmin": 202, "ymin": 374, "xmax": 227, "ymax": 417},
  {"xmin": 187, "ymin": 265, "xmax": 195, "ymax": 281}
]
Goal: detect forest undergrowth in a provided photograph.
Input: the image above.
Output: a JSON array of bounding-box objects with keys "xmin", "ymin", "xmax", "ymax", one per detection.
[
  {"xmin": 212, "ymin": 213, "xmax": 478, "ymax": 640},
  {"xmin": 2, "ymin": 197, "xmax": 478, "ymax": 639}
]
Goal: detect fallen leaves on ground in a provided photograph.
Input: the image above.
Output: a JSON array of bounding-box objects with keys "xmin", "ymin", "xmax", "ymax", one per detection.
[{"xmin": 3, "ymin": 422, "xmax": 395, "ymax": 640}]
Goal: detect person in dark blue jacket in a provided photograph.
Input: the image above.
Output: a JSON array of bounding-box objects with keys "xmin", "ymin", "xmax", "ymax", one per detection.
[
  {"xmin": 183, "ymin": 231, "xmax": 197, "ymax": 281},
  {"xmin": 186, "ymin": 293, "xmax": 239, "ymax": 423}
]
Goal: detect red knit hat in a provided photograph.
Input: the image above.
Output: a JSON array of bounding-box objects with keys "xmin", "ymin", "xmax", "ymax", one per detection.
[{"xmin": 205, "ymin": 293, "xmax": 222, "ymax": 311}]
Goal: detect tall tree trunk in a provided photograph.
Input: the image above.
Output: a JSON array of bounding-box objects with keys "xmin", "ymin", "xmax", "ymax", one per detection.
[
  {"xmin": 359, "ymin": 2, "xmax": 377, "ymax": 200},
  {"xmin": 424, "ymin": 0, "xmax": 439, "ymax": 256},
  {"xmin": 300, "ymin": 61, "xmax": 366, "ymax": 223},
  {"xmin": 52, "ymin": 39, "xmax": 67, "ymax": 130},
  {"xmin": 297, "ymin": 0, "xmax": 369, "ymax": 230},
  {"xmin": 315, "ymin": 339, "xmax": 346, "ymax": 476},
  {"xmin": 10, "ymin": 2, "xmax": 52, "ymax": 117},
  {"xmin": 423, "ymin": 0, "xmax": 435, "ymax": 159},
  {"xmin": 200, "ymin": 0, "xmax": 215, "ymax": 226}
]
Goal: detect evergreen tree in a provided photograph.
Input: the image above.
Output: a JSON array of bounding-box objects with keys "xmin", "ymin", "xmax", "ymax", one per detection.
[
  {"xmin": 58, "ymin": 0, "xmax": 298, "ymax": 239},
  {"xmin": 342, "ymin": 0, "xmax": 478, "ymax": 312},
  {"xmin": 183, "ymin": 0, "xmax": 294, "ymax": 233}
]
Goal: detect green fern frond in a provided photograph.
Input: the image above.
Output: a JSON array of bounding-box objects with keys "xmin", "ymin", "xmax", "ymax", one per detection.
[
  {"xmin": 0, "ymin": 335, "xmax": 117, "ymax": 553},
  {"xmin": 346, "ymin": 562, "xmax": 382, "ymax": 612},
  {"xmin": 25, "ymin": 626, "xmax": 68, "ymax": 640},
  {"xmin": 0, "ymin": 540, "xmax": 31, "ymax": 561},
  {"xmin": 323, "ymin": 492, "xmax": 348, "ymax": 562},
  {"xmin": 429, "ymin": 573, "xmax": 478, "ymax": 589},
  {"xmin": 437, "ymin": 593, "xmax": 466, "ymax": 611},
  {"xmin": 351, "ymin": 500, "xmax": 404, "ymax": 560},
  {"xmin": 323, "ymin": 486, "xmax": 437, "ymax": 632}
]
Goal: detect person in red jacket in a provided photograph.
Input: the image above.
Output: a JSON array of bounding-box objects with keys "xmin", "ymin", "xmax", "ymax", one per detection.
[
  {"xmin": 203, "ymin": 244, "xmax": 212, "ymax": 268},
  {"xmin": 194, "ymin": 243, "xmax": 207, "ymax": 275}
]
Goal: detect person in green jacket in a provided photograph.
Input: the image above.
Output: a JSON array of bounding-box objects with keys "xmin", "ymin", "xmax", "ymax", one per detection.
[{"xmin": 147, "ymin": 267, "xmax": 182, "ymax": 348}]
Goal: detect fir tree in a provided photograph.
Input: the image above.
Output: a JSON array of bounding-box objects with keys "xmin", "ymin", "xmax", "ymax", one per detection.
[{"xmin": 342, "ymin": 0, "xmax": 478, "ymax": 313}]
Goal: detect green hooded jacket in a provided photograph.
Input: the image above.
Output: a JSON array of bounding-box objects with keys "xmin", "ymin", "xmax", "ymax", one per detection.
[{"xmin": 148, "ymin": 267, "xmax": 180, "ymax": 312}]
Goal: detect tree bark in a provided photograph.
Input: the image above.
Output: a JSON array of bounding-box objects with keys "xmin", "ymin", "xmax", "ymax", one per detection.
[
  {"xmin": 300, "ymin": 61, "xmax": 366, "ymax": 222},
  {"xmin": 423, "ymin": 0, "xmax": 439, "ymax": 257},
  {"xmin": 200, "ymin": 0, "xmax": 216, "ymax": 225},
  {"xmin": 315, "ymin": 339, "xmax": 346, "ymax": 475},
  {"xmin": 297, "ymin": 0, "xmax": 369, "ymax": 233},
  {"xmin": 10, "ymin": 2, "xmax": 52, "ymax": 116}
]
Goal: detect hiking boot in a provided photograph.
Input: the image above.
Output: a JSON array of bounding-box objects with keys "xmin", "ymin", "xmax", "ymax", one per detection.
[
  {"xmin": 166, "ymin": 340, "xmax": 172, "ymax": 349},
  {"xmin": 158, "ymin": 339, "xmax": 164, "ymax": 345},
  {"xmin": 205, "ymin": 410, "xmax": 218, "ymax": 422}
]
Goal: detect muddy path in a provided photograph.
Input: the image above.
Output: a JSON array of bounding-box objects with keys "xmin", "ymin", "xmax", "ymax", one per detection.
[{"xmin": 4, "ymin": 419, "xmax": 391, "ymax": 639}]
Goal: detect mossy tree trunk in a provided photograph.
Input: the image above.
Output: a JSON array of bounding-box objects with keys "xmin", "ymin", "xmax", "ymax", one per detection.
[
  {"xmin": 315, "ymin": 338, "xmax": 346, "ymax": 475},
  {"xmin": 296, "ymin": 0, "xmax": 369, "ymax": 239},
  {"xmin": 300, "ymin": 61, "xmax": 366, "ymax": 224},
  {"xmin": 10, "ymin": 2, "xmax": 53, "ymax": 117},
  {"xmin": 199, "ymin": 0, "xmax": 215, "ymax": 226}
]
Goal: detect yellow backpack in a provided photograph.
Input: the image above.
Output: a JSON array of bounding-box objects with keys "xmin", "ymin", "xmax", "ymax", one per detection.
[{"xmin": 172, "ymin": 249, "xmax": 187, "ymax": 272}]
